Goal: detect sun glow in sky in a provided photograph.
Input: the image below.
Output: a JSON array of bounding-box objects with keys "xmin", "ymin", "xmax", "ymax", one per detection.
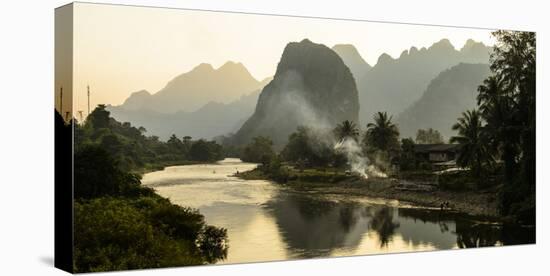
[{"xmin": 70, "ymin": 2, "xmax": 495, "ymax": 115}]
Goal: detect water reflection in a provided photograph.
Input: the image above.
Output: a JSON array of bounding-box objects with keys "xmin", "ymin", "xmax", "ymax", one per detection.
[
  {"xmin": 264, "ymin": 193, "xmax": 369, "ymax": 258},
  {"xmin": 265, "ymin": 192, "xmax": 534, "ymax": 258},
  {"xmin": 145, "ymin": 159, "xmax": 535, "ymax": 264}
]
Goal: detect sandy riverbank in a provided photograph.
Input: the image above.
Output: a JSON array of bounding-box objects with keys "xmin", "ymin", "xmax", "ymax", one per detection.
[{"xmin": 237, "ymin": 170, "xmax": 500, "ymax": 218}]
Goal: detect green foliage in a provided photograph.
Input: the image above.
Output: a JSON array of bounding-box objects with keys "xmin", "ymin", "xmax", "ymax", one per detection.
[
  {"xmin": 443, "ymin": 31, "xmax": 535, "ymax": 220},
  {"xmin": 415, "ymin": 128, "xmax": 444, "ymax": 144},
  {"xmin": 450, "ymin": 110, "xmax": 493, "ymax": 177},
  {"xmin": 198, "ymin": 226, "xmax": 229, "ymax": 263},
  {"xmin": 475, "ymin": 31, "xmax": 536, "ymax": 219},
  {"xmin": 399, "ymin": 138, "xmax": 417, "ymax": 171},
  {"xmin": 74, "ymin": 197, "xmax": 227, "ymax": 272},
  {"xmin": 281, "ymin": 126, "xmax": 336, "ymax": 167},
  {"xmin": 438, "ymin": 171, "xmax": 476, "ymax": 191},
  {"xmin": 259, "ymin": 155, "xmax": 291, "ymax": 183},
  {"xmin": 73, "ymin": 108, "xmax": 230, "ymax": 272},
  {"xmin": 364, "ymin": 111, "xmax": 400, "ymax": 152},
  {"xmin": 189, "ymin": 139, "xmax": 223, "ymax": 162},
  {"xmin": 333, "ymin": 120, "xmax": 360, "ymax": 141},
  {"xmin": 87, "ymin": 104, "xmax": 110, "ymax": 129},
  {"xmin": 241, "ymin": 136, "xmax": 275, "ymax": 164},
  {"xmin": 363, "ymin": 112, "xmax": 400, "ymax": 171},
  {"xmin": 74, "ymin": 145, "xmax": 152, "ymax": 199},
  {"xmin": 76, "ymin": 105, "xmax": 224, "ymax": 171}
]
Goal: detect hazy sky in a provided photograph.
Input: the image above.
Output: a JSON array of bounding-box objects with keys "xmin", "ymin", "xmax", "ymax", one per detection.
[{"xmin": 71, "ymin": 2, "xmax": 495, "ymax": 116}]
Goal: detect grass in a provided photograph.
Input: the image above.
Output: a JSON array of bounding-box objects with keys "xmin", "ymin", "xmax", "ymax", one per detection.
[
  {"xmin": 238, "ymin": 165, "xmax": 358, "ymax": 182},
  {"xmin": 132, "ymin": 160, "xmax": 215, "ymax": 175}
]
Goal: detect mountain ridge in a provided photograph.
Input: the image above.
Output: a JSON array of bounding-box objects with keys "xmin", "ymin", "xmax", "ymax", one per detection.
[
  {"xmin": 356, "ymin": 38, "xmax": 491, "ymax": 125},
  {"xmin": 232, "ymin": 39, "xmax": 359, "ymax": 148},
  {"xmin": 396, "ymin": 63, "xmax": 491, "ymax": 139},
  {"xmin": 118, "ymin": 61, "xmax": 262, "ymax": 113}
]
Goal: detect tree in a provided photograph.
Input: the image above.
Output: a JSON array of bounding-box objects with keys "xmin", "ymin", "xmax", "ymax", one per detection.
[
  {"xmin": 399, "ymin": 138, "xmax": 417, "ymax": 171},
  {"xmin": 281, "ymin": 126, "xmax": 309, "ymax": 163},
  {"xmin": 450, "ymin": 110, "xmax": 492, "ymax": 178},
  {"xmin": 477, "ymin": 75, "xmax": 519, "ymax": 181},
  {"xmin": 281, "ymin": 126, "xmax": 334, "ymax": 167},
  {"xmin": 490, "ymin": 31, "xmax": 535, "ymax": 191},
  {"xmin": 478, "ymin": 30, "xmax": 536, "ymax": 218},
  {"xmin": 100, "ymin": 133, "xmax": 122, "ymax": 155},
  {"xmin": 189, "ymin": 139, "xmax": 223, "ymax": 162},
  {"xmin": 241, "ymin": 136, "xmax": 275, "ymax": 164},
  {"xmin": 86, "ymin": 104, "xmax": 110, "ymax": 129},
  {"xmin": 334, "ymin": 120, "xmax": 360, "ymax": 142},
  {"xmin": 74, "ymin": 145, "xmax": 145, "ymax": 199},
  {"xmin": 167, "ymin": 134, "xmax": 184, "ymax": 153},
  {"xmin": 415, "ymin": 128, "xmax": 444, "ymax": 144},
  {"xmin": 364, "ymin": 112, "xmax": 400, "ymax": 152},
  {"xmin": 74, "ymin": 197, "xmax": 227, "ymax": 272}
]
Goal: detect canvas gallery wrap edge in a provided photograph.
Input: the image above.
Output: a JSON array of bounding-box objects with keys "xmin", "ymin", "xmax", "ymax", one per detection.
[{"xmin": 55, "ymin": 2, "xmax": 536, "ymax": 273}]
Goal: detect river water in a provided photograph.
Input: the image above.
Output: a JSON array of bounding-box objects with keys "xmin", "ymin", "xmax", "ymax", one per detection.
[{"xmin": 142, "ymin": 158, "xmax": 534, "ymax": 264}]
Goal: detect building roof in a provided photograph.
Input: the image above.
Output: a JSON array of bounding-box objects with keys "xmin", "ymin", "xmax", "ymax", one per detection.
[{"xmin": 413, "ymin": 144, "xmax": 461, "ymax": 153}]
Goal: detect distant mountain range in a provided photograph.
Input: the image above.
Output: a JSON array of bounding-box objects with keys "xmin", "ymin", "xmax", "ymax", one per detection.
[
  {"xmin": 396, "ymin": 63, "xmax": 490, "ymax": 139},
  {"xmin": 348, "ymin": 39, "xmax": 491, "ymax": 125},
  {"xmin": 108, "ymin": 89, "xmax": 261, "ymax": 140},
  {"xmin": 118, "ymin": 61, "xmax": 266, "ymax": 113},
  {"xmin": 331, "ymin": 44, "xmax": 371, "ymax": 81},
  {"xmin": 110, "ymin": 38, "xmax": 492, "ymax": 144}
]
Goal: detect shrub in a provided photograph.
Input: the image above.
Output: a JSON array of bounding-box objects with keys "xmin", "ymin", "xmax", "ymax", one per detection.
[
  {"xmin": 438, "ymin": 171, "xmax": 476, "ymax": 191},
  {"xmin": 74, "ymin": 145, "xmax": 148, "ymax": 199},
  {"xmin": 241, "ymin": 136, "xmax": 275, "ymax": 164},
  {"xmin": 74, "ymin": 197, "xmax": 228, "ymax": 272}
]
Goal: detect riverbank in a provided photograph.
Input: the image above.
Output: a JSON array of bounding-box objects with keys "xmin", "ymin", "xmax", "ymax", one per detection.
[
  {"xmin": 236, "ymin": 168, "xmax": 500, "ymax": 219},
  {"xmin": 133, "ymin": 160, "xmax": 217, "ymax": 175}
]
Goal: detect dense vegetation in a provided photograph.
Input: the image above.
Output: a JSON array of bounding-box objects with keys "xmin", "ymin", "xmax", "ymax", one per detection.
[
  {"xmin": 61, "ymin": 107, "xmax": 228, "ymax": 272},
  {"xmin": 76, "ymin": 104, "xmax": 223, "ymax": 172},
  {"xmin": 450, "ymin": 31, "xmax": 535, "ymax": 223},
  {"xmin": 240, "ymin": 136, "xmax": 275, "ymax": 164}
]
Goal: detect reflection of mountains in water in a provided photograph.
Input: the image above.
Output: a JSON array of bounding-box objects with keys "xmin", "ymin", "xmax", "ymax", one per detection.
[
  {"xmin": 262, "ymin": 194, "xmax": 535, "ymax": 257},
  {"xmin": 263, "ymin": 193, "xmax": 412, "ymax": 257},
  {"xmin": 263, "ymin": 193, "xmax": 371, "ymax": 258}
]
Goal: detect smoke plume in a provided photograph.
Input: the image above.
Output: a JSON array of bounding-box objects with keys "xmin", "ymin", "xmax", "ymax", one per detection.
[{"xmin": 334, "ymin": 137, "xmax": 387, "ymax": 179}]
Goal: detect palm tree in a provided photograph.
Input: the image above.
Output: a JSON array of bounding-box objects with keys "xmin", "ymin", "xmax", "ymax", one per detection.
[
  {"xmin": 476, "ymin": 30, "xmax": 535, "ymax": 216},
  {"xmin": 334, "ymin": 120, "xmax": 359, "ymax": 142},
  {"xmin": 364, "ymin": 112, "xmax": 400, "ymax": 151},
  {"xmin": 477, "ymin": 75, "xmax": 521, "ymax": 183},
  {"xmin": 450, "ymin": 110, "xmax": 492, "ymax": 177}
]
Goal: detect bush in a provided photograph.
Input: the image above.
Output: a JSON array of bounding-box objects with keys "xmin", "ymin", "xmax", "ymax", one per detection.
[
  {"xmin": 438, "ymin": 171, "xmax": 476, "ymax": 191},
  {"xmin": 189, "ymin": 139, "xmax": 223, "ymax": 162},
  {"xmin": 198, "ymin": 225, "xmax": 228, "ymax": 263},
  {"xmin": 74, "ymin": 197, "xmax": 228, "ymax": 272},
  {"xmin": 281, "ymin": 126, "xmax": 334, "ymax": 167},
  {"xmin": 74, "ymin": 145, "xmax": 149, "ymax": 199},
  {"xmin": 241, "ymin": 136, "xmax": 275, "ymax": 164},
  {"xmin": 260, "ymin": 156, "xmax": 290, "ymax": 183}
]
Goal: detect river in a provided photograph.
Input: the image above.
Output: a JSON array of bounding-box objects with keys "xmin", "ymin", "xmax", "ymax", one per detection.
[{"xmin": 142, "ymin": 158, "xmax": 534, "ymax": 264}]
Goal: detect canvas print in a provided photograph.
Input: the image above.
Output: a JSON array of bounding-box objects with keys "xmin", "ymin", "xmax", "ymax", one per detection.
[{"xmin": 55, "ymin": 2, "xmax": 536, "ymax": 273}]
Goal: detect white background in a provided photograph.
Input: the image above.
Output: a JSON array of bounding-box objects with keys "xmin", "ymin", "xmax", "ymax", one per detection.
[{"xmin": 0, "ymin": 0, "xmax": 548, "ymax": 275}]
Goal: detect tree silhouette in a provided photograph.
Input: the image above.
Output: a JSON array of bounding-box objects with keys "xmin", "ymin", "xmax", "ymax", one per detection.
[
  {"xmin": 334, "ymin": 120, "xmax": 360, "ymax": 142},
  {"xmin": 450, "ymin": 110, "xmax": 492, "ymax": 177},
  {"xmin": 364, "ymin": 111, "xmax": 400, "ymax": 151},
  {"xmin": 478, "ymin": 30, "xmax": 536, "ymax": 218}
]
